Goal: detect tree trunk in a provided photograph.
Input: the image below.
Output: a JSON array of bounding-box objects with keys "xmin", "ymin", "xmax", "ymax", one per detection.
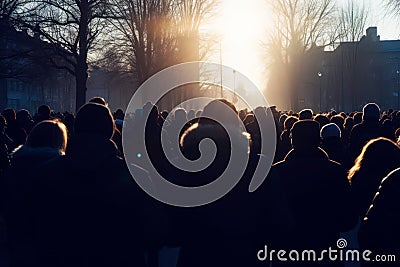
[
  {"xmin": 75, "ymin": 62, "xmax": 87, "ymax": 111},
  {"xmin": 75, "ymin": 0, "xmax": 89, "ymax": 112}
]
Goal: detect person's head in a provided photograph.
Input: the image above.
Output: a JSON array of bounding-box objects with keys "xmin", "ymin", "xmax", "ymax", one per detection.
[
  {"xmin": 187, "ymin": 109, "xmax": 195, "ymax": 121},
  {"xmin": 348, "ymin": 137, "xmax": 400, "ymax": 181},
  {"xmin": 174, "ymin": 108, "xmax": 187, "ymax": 123},
  {"xmin": 283, "ymin": 116, "xmax": 298, "ymax": 132},
  {"xmin": 199, "ymin": 99, "xmax": 239, "ymax": 127},
  {"xmin": 2, "ymin": 108, "xmax": 16, "ymax": 122},
  {"xmin": 330, "ymin": 115, "xmax": 345, "ymax": 130},
  {"xmin": 290, "ymin": 120, "xmax": 320, "ymax": 151},
  {"xmin": 344, "ymin": 117, "xmax": 354, "ymax": 130},
  {"xmin": 279, "ymin": 114, "xmax": 288, "ymax": 129},
  {"xmin": 320, "ymin": 123, "xmax": 341, "ymax": 140},
  {"xmin": 114, "ymin": 109, "xmax": 124, "ymax": 120},
  {"xmin": 89, "ymin": 96, "xmax": 108, "ymax": 107},
  {"xmin": 26, "ymin": 120, "xmax": 67, "ymax": 154},
  {"xmin": 74, "ymin": 103, "xmax": 115, "ymax": 139},
  {"xmin": 362, "ymin": 103, "xmax": 380, "ymax": 122},
  {"xmin": 37, "ymin": 105, "xmax": 51, "ymax": 118},
  {"xmin": 16, "ymin": 109, "xmax": 32, "ymax": 122},
  {"xmin": 299, "ymin": 109, "xmax": 313, "ymax": 120},
  {"xmin": 314, "ymin": 114, "xmax": 329, "ymax": 128}
]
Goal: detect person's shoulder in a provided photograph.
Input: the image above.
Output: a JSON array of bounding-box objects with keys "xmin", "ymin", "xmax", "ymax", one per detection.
[{"xmin": 380, "ymin": 168, "xmax": 400, "ymax": 191}]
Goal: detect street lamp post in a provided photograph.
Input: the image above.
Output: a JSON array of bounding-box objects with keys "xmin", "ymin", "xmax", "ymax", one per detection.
[{"xmin": 318, "ymin": 71, "xmax": 323, "ymax": 112}]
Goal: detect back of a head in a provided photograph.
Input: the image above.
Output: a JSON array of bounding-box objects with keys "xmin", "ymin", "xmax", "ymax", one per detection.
[
  {"xmin": 314, "ymin": 114, "xmax": 329, "ymax": 128},
  {"xmin": 284, "ymin": 116, "xmax": 298, "ymax": 131},
  {"xmin": 16, "ymin": 109, "xmax": 32, "ymax": 121},
  {"xmin": 331, "ymin": 115, "xmax": 345, "ymax": 129},
  {"xmin": 114, "ymin": 109, "xmax": 124, "ymax": 120},
  {"xmin": 291, "ymin": 120, "xmax": 320, "ymax": 151},
  {"xmin": 74, "ymin": 103, "xmax": 115, "ymax": 139},
  {"xmin": 89, "ymin": 96, "xmax": 108, "ymax": 107},
  {"xmin": 26, "ymin": 120, "xmax": 67, "ymax": 153},
  {"xmin": 174, "ymin": 108, "xmax": 187, "ymax": 122},
  {"xmin": 349, "ymin": 137, "xmax": 400, "ymax": 179},
  {"xmin": 2, "ymin": 108, "xmax": 16, "ymax": 122},
  {"xmin": 200, "ymin": 99, "xmax": 239, "ymax": 127},
  {"xmin": 38, "ymin": 105, "xmax": 51, "ymax": 117},
  {"xmin": 299, "ymin": 109, "xmax": 313, "ymax": 120},
  {"xmin": 362, "ymin": 103, "xmax": 380, "ymax": 122}
]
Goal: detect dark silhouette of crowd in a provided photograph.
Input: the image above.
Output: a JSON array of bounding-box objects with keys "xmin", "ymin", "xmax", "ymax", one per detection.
[{"xmin": 0, "ymin": 98, "xmax": 399, "ymax": 267}]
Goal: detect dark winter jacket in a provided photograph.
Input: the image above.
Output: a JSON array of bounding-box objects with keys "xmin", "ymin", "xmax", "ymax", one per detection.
[
  {"xmin": 32, "ymin": 134, "xmax": 151, "ymax": 267},
  {"xmin": 268, "ymin": 148, "xmax": 355, "ymax": 250}
]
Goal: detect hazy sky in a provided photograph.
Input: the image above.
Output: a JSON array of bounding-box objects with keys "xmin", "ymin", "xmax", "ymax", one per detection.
[{"xmin": 204, "ymin": 0, "xmax": 400, "ymax": 93}]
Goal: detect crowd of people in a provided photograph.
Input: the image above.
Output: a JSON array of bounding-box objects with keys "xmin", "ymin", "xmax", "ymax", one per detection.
[{"xmin": 0, "ymin": 97, "xmax": 399, "ymax": 267}]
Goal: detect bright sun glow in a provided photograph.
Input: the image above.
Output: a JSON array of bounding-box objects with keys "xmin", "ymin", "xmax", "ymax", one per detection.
[{"xmin": 203, "ymin": 0, "xmax": 272, "ymax": 91}]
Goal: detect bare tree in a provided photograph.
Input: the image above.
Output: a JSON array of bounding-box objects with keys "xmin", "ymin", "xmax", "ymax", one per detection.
[
  {"xmin": 338, "ymin": 0, "xmax": 368, "ymax": 43},
  {"xmin": 385, "ymin": 0, "xmax": 400, "ymax": 15},
  {"xmin": 266, "ymin": 0, "xmax": 336, "ymax": 110},
  {"xmin": 107, "ymin": 0, "xmax": 215, "ymax": 85},
  {"xmin": 20, "ymin": 0, "xmax": 114, "ymax": 110},
  {"xmin": 334, "ymin": 0, "xmax": 369, "ymax": 110}
]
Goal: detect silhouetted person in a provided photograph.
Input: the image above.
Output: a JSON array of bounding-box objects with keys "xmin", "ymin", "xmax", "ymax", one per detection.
[
  {"xmin": 348, "ymin": 137, "xmax": 400, "ymax": 218},
  {"xmin": 33, "ymin": 103, "xmax": 148, "ymax": 267},
  {"xmin": 2, "ymin": 108, "xmax": 26, "ymax": 147},
  {"xmin": 16, "ymin": 109, "xmax": 34, "ymax": 135},
  {"xmin": 35, "ymin": 105, "xmax": 52, "ymax": 124},
  {"xmin": 267, "ymin": 120, "xmax": 355, "ymax": 267},
  {"xmin": 4, "ymin": 120, "xmax": 67, "ymax": 267},
  {"xmin": 320, "ymin": 123, "xmax": 346, "ymax": 166},
  {"xmin": 276, "ymin": 116, "xmax": 298, "ymax": 161},
  {"xmin": 349, "ymin": 103, "xmax": 383, "ymax": 161},
  {"xmin": 359, "ymin": 167, "xmax": 400, "ymax": 266},
  {"xmin": 381, "ymin": 119, "xmax": 396, "ymax": 141},
  {"xmin": 314, "ymin": 114, "xmax": 330, "ymax": 129},
  {"xmin": 88, "ymin": 96, "xmax": 107, "ymax": 106},
  {"xmin": 88, "ymin": 97, "xmax": 123, "ymax": 154},
  {"xmin": 299, "ymin": 108, "xmax": 313, "ymax": 120},
  {"xmin": 174, "ymin": 99, "xmax": 265, "ymax": 267}
]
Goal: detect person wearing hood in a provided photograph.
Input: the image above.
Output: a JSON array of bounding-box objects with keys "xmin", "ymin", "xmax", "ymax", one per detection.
[
  {"xmin": 3, "ymin": 120, "xmax": 67, "ymax": 267},
  {"xmin": 32, "ymin": 103, "xmax": 150, "ymax": 267}
]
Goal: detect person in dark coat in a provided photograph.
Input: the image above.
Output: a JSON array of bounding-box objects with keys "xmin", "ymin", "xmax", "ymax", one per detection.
[
  {"xmin": 34, "ymin": 105, "xmax": 53, "ymax": 124},
  {"xmin": 3, "ymin": 120, "xmax": 68, "ymax": 267},
  {"xmin": 173, "ymin": 99, "xmax": 273, "ymax": 267},
  {"xmin": 276, "ymin": 116, "xmax": 298, "ymax": 161},
  {"xmin": 349, "ymin": 103, "xmax": 383, "ymax": 162},
  {"xmin": 267, "ymin": 120, "xmax": 355, "ymax": 267},
  {"xmin": 320, "ymin": 123, "xmax": 347, "ymax": 166},
  {"xmin": 1, "ymin": 108, "xmax": 26, "ymax": 147},
  {"xmin": 33, "ymin": 103, "xmax": 150, "ymax": 267},
  {"xmin": 358, "ymin": 167, "xmax": 400, "ymax": 266}
]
